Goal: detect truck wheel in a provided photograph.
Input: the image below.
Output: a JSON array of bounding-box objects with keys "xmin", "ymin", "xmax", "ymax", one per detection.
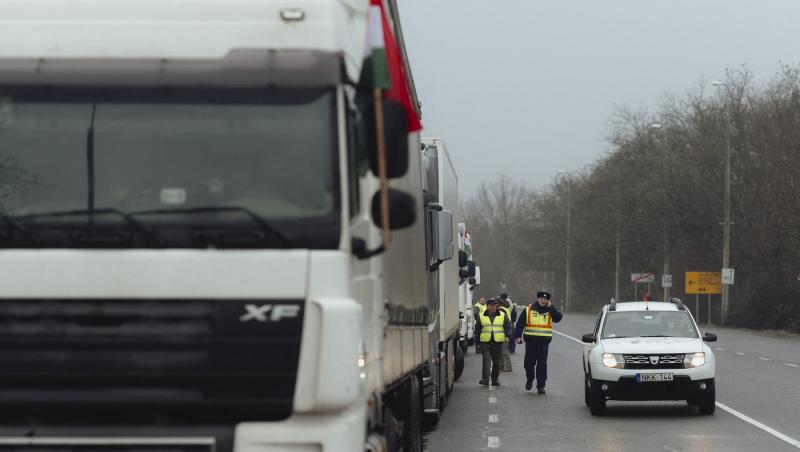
[
  {"xmin": 454, "ymin": 341, "xmax": 465, "ymax": 382},
  {"xmin": 589, "ymin": 379, "xmax": 606, "ymax": 416},
  {"xmin": 584, "ymin": 374, "xmax": 591, "ymax": 407},
  {"xmin": 402, "ymin": 376, "xmax": 423, "ymax": 452},
  {"xmin": 698, "ymin": 380, "xmax": 716, "ymax": 415}
]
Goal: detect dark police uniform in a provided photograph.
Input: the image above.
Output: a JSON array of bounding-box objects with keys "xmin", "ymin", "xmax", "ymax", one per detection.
[{"xmin": 514, "ymin": 291, "xmax": 563, "ymax": 393}]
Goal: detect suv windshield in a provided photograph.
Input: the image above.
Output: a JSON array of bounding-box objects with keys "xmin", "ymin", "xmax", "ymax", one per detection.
[
  {"xmin": 0, "ymin": 86, "xmax": 339, "ymax": 248},
  {"xmin": 601, "ymin": 311, "xmax": 699, "ymax": 339}
]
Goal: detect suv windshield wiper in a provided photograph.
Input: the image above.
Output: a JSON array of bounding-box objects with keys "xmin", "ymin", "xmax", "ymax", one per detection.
[
  {"xmin": 639, "ymin": 335, "xmax": 673, "ymax": 337},
  {"xmin": 129, "ymin": 206, "xmax": 290, "ymax": 248},
  {"xmin": 17, "ymin": 208, "xmax": 164, "ymax": 246}
]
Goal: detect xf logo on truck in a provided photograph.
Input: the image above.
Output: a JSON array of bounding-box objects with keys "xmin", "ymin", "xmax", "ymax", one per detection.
[{"xmin": 239, "ymin": 304, "xmax": 301, "ymax": 322}]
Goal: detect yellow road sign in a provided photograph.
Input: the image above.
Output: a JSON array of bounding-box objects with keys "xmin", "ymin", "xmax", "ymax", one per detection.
[{"xmin": 685, "ymin": 272, "xmax": 721, "ymax": 295}]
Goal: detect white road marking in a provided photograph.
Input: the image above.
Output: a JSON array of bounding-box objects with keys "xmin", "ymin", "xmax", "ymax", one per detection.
[
  {"xmin": 716, "ymin": 347, "xmax": 726, "ymax": 351},
  {"xmin": 735, "ymin": 352, "xmax": 746, "ymax": 356},
  {"xmin": 488, "ymin": 437, "xmax": 500, "ymax": 449},
  {"xmin": 716, "ymin": 402, "xmax": 800, "ymax": 449},
  {"xmin": 553, "ymin": 330, "xmax": 585, "ymax": 344},
  {"xmin": 488, "ymin": 385, "xmax": 496, "ymax": 392},
  {"xmin": 758, "ymin": 357, "xmax": 771, "ymax": 361},
  {"xmin": 557, "ymin": 329, "xmax": 800, "ymax": 448},
  {"xmin": 488, "ymin": 397, "xmax": 498, "ymax": 404},
  {"xmin": 663, "ymin": 446, "xmax": 680, "ymax": 452},
  {"xmin": 489, "ymin": 414, "xmax": 499, "ymax": 423}
]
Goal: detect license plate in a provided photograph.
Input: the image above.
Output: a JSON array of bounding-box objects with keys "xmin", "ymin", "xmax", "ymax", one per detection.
[{"xmin": 636, "ymin": 373, "xmax": 673, "ymax": 382}]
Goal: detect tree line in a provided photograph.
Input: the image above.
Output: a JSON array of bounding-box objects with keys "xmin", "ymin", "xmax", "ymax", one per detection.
[{"xmin": 464, "ymin": 66, "xmax": 800, "ymax": 333}]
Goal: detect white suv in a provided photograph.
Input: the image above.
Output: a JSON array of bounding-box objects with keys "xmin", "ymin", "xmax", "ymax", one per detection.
[{"xmin": 581, "ymin": 299, "xmax": 717, "ymax": 415}]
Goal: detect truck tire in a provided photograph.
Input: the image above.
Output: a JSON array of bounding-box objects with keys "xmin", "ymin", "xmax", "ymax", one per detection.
[
  {"xmin": 454, "ymin": 340, "xmax": 465, "ymax": 382},
  {"xmin": 402, "ymin": 376, "xmax": 423, "ymax": 452},
  {"xmin": 698, "ymin": 379, "xmax": 716, "ymax": 415},
  {"xmin": 589, "ymin": 379, "xmax": 606, "ymax": 416}
]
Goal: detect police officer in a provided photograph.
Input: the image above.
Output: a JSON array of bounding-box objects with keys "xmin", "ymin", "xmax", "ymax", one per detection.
[
  {"xmin": 476, "ymin": 298, "xmax": 512, "ymax": 387},
  {"xmin": 473, "ymin": 297, "xmax": 487, "ymax": 353},
  {"xmin": 514, "ymin": 291, "xmax": 563, "ymax": 393},
  {"xmin": 498, "ymin": 293, "xmax": 516, "ymax": 371}
]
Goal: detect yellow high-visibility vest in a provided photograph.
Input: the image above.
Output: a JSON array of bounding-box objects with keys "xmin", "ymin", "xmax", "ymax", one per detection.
[
  {"xmin": 523, "ymin": 305, "xmax": 553, "ymax": 337},
  {"xmin": 474, "ymin": 302, "xmax": 487, "ymax": 315},
  {"xmin": 479, "ymin": 312, "xmax": 506, "ymax": 343},
  {"xmin": 499, "ymin": 305, "xmax": 511, "ymax": 318}
]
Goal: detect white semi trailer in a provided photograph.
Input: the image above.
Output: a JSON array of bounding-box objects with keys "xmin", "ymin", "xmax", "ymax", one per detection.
[
  {"xmin": 457, "ymin": 222, "xmax": 480, "ymax": 357},
  {"xmin": 0, "ymin": 1, "xmax": 455, "ymax": 451}
]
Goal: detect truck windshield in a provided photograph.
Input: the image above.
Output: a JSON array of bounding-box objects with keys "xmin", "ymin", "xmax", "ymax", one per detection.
[
  {"xmin": 0, "ymin": 86, "xmax": 339, "ymax": 248},
  {"xmin": 601, "ymin": 311, "xmax": 699, "ymax": 339}
]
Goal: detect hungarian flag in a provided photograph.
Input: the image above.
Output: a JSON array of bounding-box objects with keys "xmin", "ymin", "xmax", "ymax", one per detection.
[{"xmin": 367, "ymin": 0, "xmax": 422, "ymax": 132}]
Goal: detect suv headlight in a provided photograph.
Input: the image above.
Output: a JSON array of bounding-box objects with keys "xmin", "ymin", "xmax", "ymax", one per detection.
[
  {"xmin": 602, "ymin": 353, "xmax": 624, "ymax": 368},
  {"xmin": 684, "ymin": 352, "xmax": 705, "ymax": 368}
]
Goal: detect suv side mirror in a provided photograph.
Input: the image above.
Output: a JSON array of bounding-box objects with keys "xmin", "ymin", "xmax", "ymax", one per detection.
[
  {"xmin": 581, "ymin": 334, "xmax": 597, "ymax": 343},
  {"xmin": 371, "ymin": 189, "xmax": 416, "ymax": 230},
  {"xmin": 702, "ymin": 332, "xmax": 717, "ymax": 342},
  {"xmin": 365, "ymin": 99, "xmax": 409, "ymax": 178}
]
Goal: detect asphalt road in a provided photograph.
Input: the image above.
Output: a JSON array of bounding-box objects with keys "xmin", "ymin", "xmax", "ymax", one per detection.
[{"xmin": 424, "ymin": 312, "xmax": 800, "ymax": 451}]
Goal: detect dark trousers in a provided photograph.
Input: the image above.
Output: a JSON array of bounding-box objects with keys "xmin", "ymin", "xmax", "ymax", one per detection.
[
  {"xmin": 481, "ymin": 341, "xmax": 503, "ymax": 383},
  {"xmin": 523, "ymin": 337, "xmax": 551, "ymax": 388}
]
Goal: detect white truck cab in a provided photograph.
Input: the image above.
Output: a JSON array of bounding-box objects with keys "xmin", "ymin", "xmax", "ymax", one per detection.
[{"xmin": 581, "ymin": 299, "xmax": 718, "ymax": 415}]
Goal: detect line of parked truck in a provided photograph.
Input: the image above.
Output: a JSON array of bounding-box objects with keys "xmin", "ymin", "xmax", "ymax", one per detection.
[{"xmin": 0, "ymin": 1, "xmax": 479, "ymax": 451}]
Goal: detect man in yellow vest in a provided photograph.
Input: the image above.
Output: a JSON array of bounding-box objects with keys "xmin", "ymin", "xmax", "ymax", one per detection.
[
  {"xmin": 472, "ymin": 297, "xmax": 487, "ymax": 353},
  {"xmin": 514, "ymin": 291, "xmax": 563, "ymax": 393},
  {"xmin": 476, "ymin": 298, "xmax": 512, "ymax": 387},
  {"xmin": 498, "ymin": 293, "xmax": 516, "ymax": 372}
]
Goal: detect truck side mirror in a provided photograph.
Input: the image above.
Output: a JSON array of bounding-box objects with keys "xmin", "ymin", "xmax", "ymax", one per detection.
[
  {"xmin": 364, "ymin": 99, "xmax": 409, "ymax": 178},
  {"xmin": 458, "ymin": 249, "xmax": 468, "ymax": 268},
  {"xmin": 371, "ymin": 189, "xmax": 416, "ymax": 230},
  {"xmin": 436, "ymin": 209, "xmax": 454, "ymax": 262},
  {"xmin": 468, "ymin": 261, "xmax": 476, "ymax": 277}
]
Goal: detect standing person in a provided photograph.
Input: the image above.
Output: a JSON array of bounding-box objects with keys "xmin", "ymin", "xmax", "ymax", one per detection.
[
  {"xmin": 514, "ymin": 291, "xmax": 563, "ymax": 394},
  {"xmin": 473, "ymin": 297, "xmax": 487, "ymax": 353},
  {"xmin": 498, "ymin": 293, "xmax": 516, "ymax": 371},
  {"xmin": 476, "ymin": 298, "xmax": 512, "ymax": 387},
  {"xmin": 503, "ymin": 294, "xmax": 518, "ymax": 354}
]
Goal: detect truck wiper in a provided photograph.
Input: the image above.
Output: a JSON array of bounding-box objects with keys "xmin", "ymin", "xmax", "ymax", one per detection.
[
  {"xmin": 129, "ymin": 206, "xmax": 290, "ymax": 247},
  {"xmin": 17, "ymin": 208, "xmax": 164, "ymax": 246},
  {"xmin": 0, "ymin": 214, "xmax": 36, "ymax": 244}
]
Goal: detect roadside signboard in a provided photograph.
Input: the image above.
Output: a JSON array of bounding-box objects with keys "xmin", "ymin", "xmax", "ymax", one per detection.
[
  {"xmin": 630, "ymin": 273, "xmax": 655, "ymax": 283},
  {"xmin": 722, "ymin": 268, "xmax": 735, "ymax": 285},
  {"xmin": 662, "ymin": 274, "xmax": 673, "ymax": 288},
  {"xmin": 685, "ymin": 272, "xmax": 721, "ymax": 295}
]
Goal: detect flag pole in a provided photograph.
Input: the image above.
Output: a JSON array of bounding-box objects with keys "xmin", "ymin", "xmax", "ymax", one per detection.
[{"xmin": 373, "ymin": 87, "xmax": 391, "ymax": 247}]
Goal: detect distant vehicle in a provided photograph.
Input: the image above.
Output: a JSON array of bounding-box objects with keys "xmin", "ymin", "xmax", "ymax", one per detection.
[{"xmin": 581, "ymin": 299, "xmax": 718, "ymax": 415}]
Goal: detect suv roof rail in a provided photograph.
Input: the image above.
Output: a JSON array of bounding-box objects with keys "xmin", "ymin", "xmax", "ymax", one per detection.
[
  {"xmin": 609, "ymin": 297, "xmax": 616, "ymax": 312},
  {"xmin": 669, "ymin": 297, "xmax": 686, "ymax": 311}
]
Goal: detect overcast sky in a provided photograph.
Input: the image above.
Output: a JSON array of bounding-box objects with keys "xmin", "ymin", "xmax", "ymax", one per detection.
[{"xmin": 397, "ymin": 1, "xmax": 800, "ymax": 196}]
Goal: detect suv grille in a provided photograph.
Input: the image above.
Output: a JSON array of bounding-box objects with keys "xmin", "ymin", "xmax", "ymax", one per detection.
[
  {"xmin": 623, "ymin": 354, "xmax": 685, "ymax": 369},
  {"xmin": 0, "ymin": 299, "xmax": 304, "ymax": 423}
]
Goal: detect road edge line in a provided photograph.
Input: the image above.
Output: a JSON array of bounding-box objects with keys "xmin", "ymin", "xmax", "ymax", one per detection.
[{"xmin": 716, "ymin": 402, "xmax": 800, "ymax": 449}]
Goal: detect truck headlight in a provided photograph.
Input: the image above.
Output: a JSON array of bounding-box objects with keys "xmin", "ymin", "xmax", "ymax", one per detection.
[
  {"xmin": 602, "ymin": 353, "xmax": 624, "ymax": 368},
  {"xmin": 684, "ymin": 352, "xmax": 705, "ymax": 368}
]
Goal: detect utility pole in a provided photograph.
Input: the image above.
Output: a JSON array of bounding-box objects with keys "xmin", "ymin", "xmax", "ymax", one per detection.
[
  {"xmin": 713, "ymin": 80, "xmax": 732, "ymax": 323},
  {"xmin": 559, "ymin": 171, "xmax": 571, "ymax": 312},
  {"xmin": 651, "ymin": 123, "xmax": 670, "ymax": 302}
]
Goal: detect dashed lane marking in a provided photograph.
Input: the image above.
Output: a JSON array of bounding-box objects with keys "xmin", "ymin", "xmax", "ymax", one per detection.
[
  {"xmin": 555, "ymin": 329, "xmax": 800, "ymax": 450},
  {"xmin": 787, "ymin": 363, "xmax": 799, "ymax": 368},
  {"xmin": 489, "ymin": 414, "xmax": 499, "ymax": 423},
  {"xmin": 488, "ymin": 397, "xmax": 498, "ymax": 404},
  {"xmin": 716, "ymin": 347, "xmax": 726, "ymax": 351},
  {"xmin": 488, "ymin": 385, "xmax": 496, "ymax": 392},
  {"xmin": 735, "ymin": 352, "xmax": 746, "ymax": 356},
  {"xmin": 758, "ymin": 357, "xmax": 771, "ymax": 361},
  {"xmin": 487, "ymin": 437, "xmax": 500, "ymax": 449},
  {"xmin": 716, "ymin": 402, "xmax": 800, "ymax": 449}
]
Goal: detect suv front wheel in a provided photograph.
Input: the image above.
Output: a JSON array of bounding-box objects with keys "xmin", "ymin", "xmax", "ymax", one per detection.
[
  {"xmin": 589, "ymin": 379, "xmax": 606, "ymax": 415},
  {"xmin": 697, "ymin": 379, "xmax": 716, "ymax": 415}
]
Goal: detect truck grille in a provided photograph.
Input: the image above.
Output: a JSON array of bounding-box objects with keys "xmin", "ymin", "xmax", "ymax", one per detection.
[
  {"xmin": 623, "ymin": 354, "xmax": 685, "ymax": 369},
  {"xmin": 0, "ymin": 299, "xmax": 304, "ymax": 424}
]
